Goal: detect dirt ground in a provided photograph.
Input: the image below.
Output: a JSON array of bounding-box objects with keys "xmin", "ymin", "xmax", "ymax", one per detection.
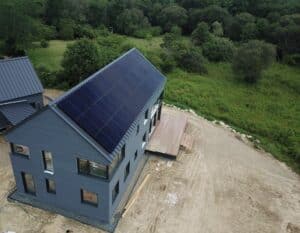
[{"xmin": 0, "ymin": 90, "xmax": 299, "ymax": 233}]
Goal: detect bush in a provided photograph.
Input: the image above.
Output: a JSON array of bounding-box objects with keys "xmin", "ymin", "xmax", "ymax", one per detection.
[
  {"xmin": 149, "ymin": 26, "xmax": 162, "ymax": 36},
  {"xmin": 160, "ymin": 51, "xmax": 176, "ymax": 73},
  {"xmin": 40, "ymin": 40, "xmax": 49, "ymax": 48},
  {"xmin": 179, "ymin": 47, "xmax": 208, "ymax": 74},
  {"xmin": 191, "ymin": 22, "xmax": 211, "ymax": 45},
  {"xmin": 133, "ymin": 29, "xmax": 152, "ymax": 39},
  {"xmin": 35, "ymin": 65, "xmax": 59, "ymax": 88},
  {"xmin": 232, "ymin": 40, "xmax": 276, "ymax": 83},
  {"xmin": 283, "ymin": 54, "xmax": 300, "ymax": 66},
  {"xmin": 74, "ymin": 24, "xmax": 97, "ymax": 39},
  {"xmin": 202, "ymin": 36, "xmax": 235, "ymax": 62}
]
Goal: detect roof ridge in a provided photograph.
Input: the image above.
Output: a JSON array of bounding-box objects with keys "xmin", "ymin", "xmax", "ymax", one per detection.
[
  {"xmin": 0, "ymin": 56, "xmax": 29, "ymax": 63},
  {"xmin": 50, "ymin": 48, "xmax": 138, "ymax": 105}
]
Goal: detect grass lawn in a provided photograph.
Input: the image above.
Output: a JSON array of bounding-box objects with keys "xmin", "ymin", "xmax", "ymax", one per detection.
[
  {"xmin": 28, "ymin": 40, "xmax": 74, "ymax": 71},
  {"xmin": 27, "ymin": 37, "xmax": 300, "ymax": 173}
]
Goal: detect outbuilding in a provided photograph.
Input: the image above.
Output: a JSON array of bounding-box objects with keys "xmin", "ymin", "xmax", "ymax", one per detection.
[
  {"xmin": 6, "ymin": 49, "xmax": 165, "ymax": 232},
  {"xmin": 0, "ymin": 57, "xmax": 44, "ymax": 131}
]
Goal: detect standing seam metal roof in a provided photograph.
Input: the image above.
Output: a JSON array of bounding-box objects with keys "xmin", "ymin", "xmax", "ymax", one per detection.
[{"xmin": 0, "ymin": 57, "xmax": 44, "ymax": 103}]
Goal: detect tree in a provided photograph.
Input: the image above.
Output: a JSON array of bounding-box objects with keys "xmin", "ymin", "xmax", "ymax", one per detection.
[
  {"xmin": 191, "ymin": 22, "xmax": 211, "ymax": 46},
  {"xmin": 232, "ymin": 40, "xmax": 276, "ymax": 83},
  {"xmin": 116, "ymin": 8, "xmax": 150, "ymax": 35},
  {"xmin": 158, "ymin": 4, "xmax": 188, "ymax": 32},
  {"xmin": 211, "ymin": 21, "xmax": 224, "ymax": 36},
  {"xmin": 180, "ymin": 47, "xmax": 208, "ymax": 74},
  {"xmin": 202, "ymin": 36, "xmax": 235, "ymax": 62},
  {"xmin": 0, "ymin": 0, "xmax": 43, "ymax": 55},
  {"xmin": 62, "ymin": 39, "xmax": 101, "ymax": 86},
  {"xmin": 86, "ymin": 0, "xmax": 108, "ymax": 27}
]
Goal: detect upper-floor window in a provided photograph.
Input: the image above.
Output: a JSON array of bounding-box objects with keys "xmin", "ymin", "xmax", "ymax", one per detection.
[
  {"xmin": 109, "ymin": 145, "xmax": 125, "ymax": 176},
  {"xmin": 11, "ymin": 143, "xmax": 30, "ymax": 157},
  {"xmin": 81, "ymin": 189, "xmax": 98, "ymax": 206},
  {"xmin": 43, "ymin": 151, "xmax": 54, "ymax": 173},
  {"xmin": 144, "ymin": 109, "xmax": 149, "ymax": 124},
  {"xmin": 124, "ymin": 162, "xmax": 130, "ymax": 182},
  {"xmin": 112, "ymin": 181, "xmax": 119, "ymax": 203},
  {"xmin": 142, "ymin": 133, "xmax": 147, "ymax": 148},
  {"xmin": 77, "ymin": 158, "xmax": 108, "ymax": 179},
  {"xmin": 134, "ymin": 150, "xmax": 138, "ymax": 160},
  {"xmin": 136, "ymin": 124, "xmax": 140, "ymax": 135}
]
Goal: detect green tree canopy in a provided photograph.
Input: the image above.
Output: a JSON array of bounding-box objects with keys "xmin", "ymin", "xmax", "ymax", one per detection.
[
  {"xmin": 191, "ymin": 22, "xmax": 211, "ymax": 46},
  {"xmin": 62, "ymin": 39, "xmax": 101, "ymax": 86},
  {"xmin": 232, "ymin": 40, "xmax": 276, "ymax": 83}
]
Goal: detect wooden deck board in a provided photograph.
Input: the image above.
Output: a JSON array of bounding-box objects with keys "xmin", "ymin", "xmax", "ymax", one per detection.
[{"xmin": 146, "ymin": 111, "xmax": 187, "ymax": 157}]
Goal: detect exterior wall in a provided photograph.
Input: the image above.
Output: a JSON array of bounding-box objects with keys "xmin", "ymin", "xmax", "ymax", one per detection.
[
  {"xmin": 6, "ymin": 87, "xmax": 164, "ymax": 225},
  {"xmin": 0, "ymin": 93, "xmax": 43, "ymax": 109},
  {"xmin": 6, "ymin": 108, "xmax": 112, "ymax": 223},
  {"xmin": 108, "ymin": 87, "xmax": 164, "ymax": 221}
]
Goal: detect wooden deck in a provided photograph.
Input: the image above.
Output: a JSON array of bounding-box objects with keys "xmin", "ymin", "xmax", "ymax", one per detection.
[{"xmin": 146, "ymin": 111, "xmax": 187, "ymax": 158}]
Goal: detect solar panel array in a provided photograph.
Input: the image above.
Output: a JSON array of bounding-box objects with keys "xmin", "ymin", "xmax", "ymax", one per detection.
[{"xmin": 57, "ymin": 49, "xmax": 165, "ymax": 153}]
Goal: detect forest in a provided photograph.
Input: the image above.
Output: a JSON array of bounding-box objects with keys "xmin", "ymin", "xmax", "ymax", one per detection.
[{"xmin": 0, "ymin": 0, "xmax": 299, "ymax": 173}]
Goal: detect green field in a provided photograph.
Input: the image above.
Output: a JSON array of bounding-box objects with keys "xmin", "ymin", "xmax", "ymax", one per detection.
[{"xmin": 28, "ymin": 38, "xmax": 300, "ymax": 173}]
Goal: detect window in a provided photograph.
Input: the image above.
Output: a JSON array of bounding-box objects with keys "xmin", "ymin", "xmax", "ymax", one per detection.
[
  {"xmin": 43, "ymin": 151, "xmax": 54, "ymax": 173},
  {"xmin": 81, "ymin": 189, "xmax": 98, "ymax": 206},
  {"xmin": 142, "ymin": 133, "xmax": 147, "ymax": 148},
  {"xmin": 77, "ymin": 158, "xmax": 108, "ymax": 179},
  {"xmin": 12, "ymin": 144, "xmax": 30, "ymax": 157},
  {"xmin": 124, "ymin": 162, "xmax": 130, "ymax": 181},
  {"xmin": 21, "ymin": 172, "xmax": 36, "ymax": 195},
  {"xmin": 136, "ymin": 125, "xmax": 140, "ymax": 135},
  {"xmin": 46, "ymin": 179, "xmax": 56, "ymax": 194},
  {"xmin": 109, "ymin": 145, "xmax": 125, "ymax": 176},
  {"xmin": 134, "ymin": 150, "xmax": 138, "ymax": 160},
  {"xmin": 112, "ymin": 181, "xmax": 119, "ymax": 203},
  {"xmin": 144, "ymin": 109, "xmax": 149, "ymax": 124}
]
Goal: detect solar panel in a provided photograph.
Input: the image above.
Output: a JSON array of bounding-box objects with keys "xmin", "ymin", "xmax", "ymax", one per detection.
[{"xmin": 57, "ymin": 49, "xmax": 165, "ymax": 153}]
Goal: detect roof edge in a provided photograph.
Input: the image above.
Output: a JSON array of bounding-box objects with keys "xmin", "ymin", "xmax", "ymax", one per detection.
[{"xmin": 0, "ymin": 56, "xmax": 29, "ymax": 63}]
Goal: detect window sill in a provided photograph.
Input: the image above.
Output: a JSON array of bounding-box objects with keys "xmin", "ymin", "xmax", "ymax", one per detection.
[
  {"xmin": 78, "ymin": 172, "xmax": 109, "ymax": 182},
  {"xmin": 81, "ymin": 201, "xmax": 98, "ymax": 207},
  {"xmin": 44, "ymin": 170, "xmax": 54, "ymax": 175},
  {"xmin": 10, "ymin": 152, "xmax": 30, "ymax": 159}
]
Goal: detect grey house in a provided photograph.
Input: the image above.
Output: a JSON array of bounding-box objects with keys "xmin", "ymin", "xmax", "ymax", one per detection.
[
  {"xmin": 0, "ymin": 57, "xmax": 44, "ymax": 131},
  {"xmin": 6, "ymin": 49, "xmax": 165, "ymax": 231}
]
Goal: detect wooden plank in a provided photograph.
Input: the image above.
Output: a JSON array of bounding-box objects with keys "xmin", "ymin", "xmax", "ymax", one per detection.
[
  {"xmin": 146, "ymin": 111, "xmax": 187, "ymax": 157},
  {"xmin": 122, "ymin": 174, "xmax": 150, "ymax": 218},
  {"xmin": 180, "ymin": 133, "xmax": 194, "ymax": 152}
]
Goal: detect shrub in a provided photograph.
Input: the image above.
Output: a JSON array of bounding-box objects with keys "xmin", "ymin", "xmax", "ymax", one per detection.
[
  {"xmin": 74, "ymin": 24, "xmax": 96, "ymax": 39},
  {"xmin": 179, "ymin": 47, "xmax": 208, "ymax": 74},
  {"xmin": 202, "ymin": 36, "xmax": 235, "ymax": 62},
  {"xmin": 40, "ymin": 40, "xmax": 49, "ymax": 48},
  {"xmin": 35, "ymin": 65, "xmax": 59, "ymax": 88},
  {"xmin": 191, "ymin": 22, "xmax": 211, "ymax": 45},
  {"xmin": 133, "ymin": 29, "xmax": 152, "ymax": 39},
  {"xmin": 232, "ymin": 40, "xmax": 276, "ymax": 83},
  {"xmin": 283, "ymin": 54, "xmax": 300, "ymax": 66},
  {"xmin": 160, "ymin": 51, "xmax": 176, "ymax": 73}
]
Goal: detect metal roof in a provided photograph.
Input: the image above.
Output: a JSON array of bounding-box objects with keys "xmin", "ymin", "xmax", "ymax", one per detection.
[
  {"xmin": 0, "ymin": 57, "xmax": 44, "ymax": 103},
  {"xmin": 0, "ymin": 101, "xmax": 36, "ymax": 125}
]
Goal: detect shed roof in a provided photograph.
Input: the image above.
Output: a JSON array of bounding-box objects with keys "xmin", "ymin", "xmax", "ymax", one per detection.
[
  {"xmin": 51, "ymin": 48, "xmax": 166, "ymax": 157},
  {"xmin": 0, "ymin": 57, "xmax": 43, "ymax": 103},
  {"xmin": 0, "ymin": 101, "xmax": 36, "ymax": 125}
]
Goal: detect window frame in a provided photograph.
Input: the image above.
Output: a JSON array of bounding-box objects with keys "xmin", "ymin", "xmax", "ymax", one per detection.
[
  {"xmin": 43, "ymin": 151, "xmax": 54, "ymax": 174},
  {"xmin": 77, "ymin": 158, "xmax": 109, "ymax": 180},
  {"xmin": 112, "ymin": 181, "xmax": 119, "ymax": 203},
  {"xmin": 21, "ymin": 172, "xmax": 36, "ymax": 195},
  {"xmin": 124, "ymin": 162, "xmax": 130, "ymax": 182},
  {"xmin": 11, "ymin": 143, "xmax": 30, "ymax": 158},
  {"xmin": 134, "ymin": 150, "xmax": 138, "ymax": 160},
  {"xmin": 46, "ymin": 178, "xmax": 56, "ymax": 194},
  {"xmin": 81, "ymin": 189, "xmax": 98, "ymax": 207}
]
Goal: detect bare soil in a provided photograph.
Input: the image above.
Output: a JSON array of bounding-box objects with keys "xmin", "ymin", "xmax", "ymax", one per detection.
[{"xmin": 0, "ymin": 90, "xmax": 299, "ymax": 233}]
